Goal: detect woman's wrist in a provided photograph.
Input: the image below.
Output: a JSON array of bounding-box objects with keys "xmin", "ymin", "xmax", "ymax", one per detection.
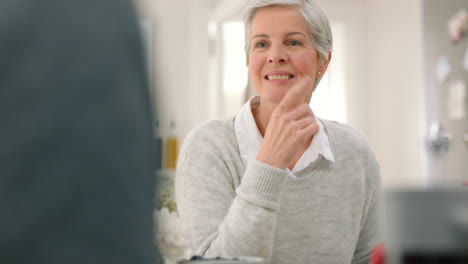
[{"xmin": 255, "ymin": 152, "xmax": 288, "ymax": 169}]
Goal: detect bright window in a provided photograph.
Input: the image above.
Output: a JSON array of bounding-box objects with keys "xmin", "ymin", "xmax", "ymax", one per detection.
[
  {"xmin": 311, "ymin": 22, "xmax": 347, "ymax": 123},
  {"xmin": 222, "ymin": 21, "xmax": 248, "ymax": 117}
]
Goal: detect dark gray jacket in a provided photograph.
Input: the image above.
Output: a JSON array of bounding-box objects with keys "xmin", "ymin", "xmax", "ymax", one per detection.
[{"xmin": 0, "ymin": 0, "xmax": 156, "ymax": 263}]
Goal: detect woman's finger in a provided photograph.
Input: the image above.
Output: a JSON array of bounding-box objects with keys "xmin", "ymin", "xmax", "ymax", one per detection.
[
  {"xmin": 286, "ymin": 103, "xmax": 314, "ymax": 121},
  {"xmin": 277, "ymin": 76, "xmax": 313, "ymax": 112}
]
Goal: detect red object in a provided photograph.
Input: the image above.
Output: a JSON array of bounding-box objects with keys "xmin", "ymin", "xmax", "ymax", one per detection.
[
  {"xmin": 463, "ymin": 182, "xmax": 468, "ymax": 186},
  {"xmin": 370, "ymin": 244, "xmax": 385, "ymax": 264}
]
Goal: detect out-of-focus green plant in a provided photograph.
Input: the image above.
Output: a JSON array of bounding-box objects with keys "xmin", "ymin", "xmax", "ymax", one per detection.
[{"xmin": 155, "ymin": 189, "xmax": 177, "ymax": 213}]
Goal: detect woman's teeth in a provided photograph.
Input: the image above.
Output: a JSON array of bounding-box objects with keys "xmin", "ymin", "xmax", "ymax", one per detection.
[{"xmin": 267, "ymin": 75, "xmax": 292, "ymax": 80}]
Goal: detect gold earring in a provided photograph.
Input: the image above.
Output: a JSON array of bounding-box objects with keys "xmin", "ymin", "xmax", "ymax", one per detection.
[{"xmin": 318, "ymin": 71, "xmax": 322, "ymax": 75}]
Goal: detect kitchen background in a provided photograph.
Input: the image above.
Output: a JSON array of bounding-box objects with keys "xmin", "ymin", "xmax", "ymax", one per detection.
[
  {"xmin": 134, "ymin": 0, "xmax": 467, "ymax": 189},
  {"xmin": 135, "ymin": 0, "xmax": 467, "ymax": 262}
]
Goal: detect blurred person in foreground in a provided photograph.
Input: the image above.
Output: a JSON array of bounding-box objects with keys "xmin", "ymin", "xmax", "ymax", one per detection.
[
  {"xmin": 0, "ymin": 0, "xmax": 157, "ymax": 263},
  {"xmin": 175, "ymin": 0, "xmax": 381, "ymax": 263}
]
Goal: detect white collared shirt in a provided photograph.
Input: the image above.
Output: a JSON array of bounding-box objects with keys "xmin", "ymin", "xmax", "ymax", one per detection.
[{"xmin": 234, "ymin": 96, "xmax": 335, "ymax": 178}]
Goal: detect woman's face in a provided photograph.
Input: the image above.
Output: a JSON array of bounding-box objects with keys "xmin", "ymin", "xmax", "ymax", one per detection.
[{"xmin": 248, "ymin": 5, "xmax": 329, "ymax": 105}]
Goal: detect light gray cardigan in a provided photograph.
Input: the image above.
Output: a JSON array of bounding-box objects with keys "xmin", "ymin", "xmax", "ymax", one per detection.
[{"xmin": 175, "ymin": 118, "xmax": 381, "ymax": 264}]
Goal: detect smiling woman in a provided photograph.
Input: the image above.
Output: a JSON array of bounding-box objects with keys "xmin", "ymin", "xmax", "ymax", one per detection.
[
  {"xmin": 175, "ymin": 1, "xmax": 381, "ymax": 264},
  {"xmin": 246, "ymin": 5, "xmax": 331, "ymax": 126}
]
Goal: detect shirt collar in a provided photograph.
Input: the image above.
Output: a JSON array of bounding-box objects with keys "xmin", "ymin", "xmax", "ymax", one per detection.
[
  {"xmin": 235, "ymin": 96, "xmax": 335, "ymax": 172},
  {"xmin": 235, "ymin": 96, "xmax": 263, "ymax": 167}
]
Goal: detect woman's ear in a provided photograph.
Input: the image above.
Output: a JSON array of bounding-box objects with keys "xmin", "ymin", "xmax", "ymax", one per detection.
[
  {"xmin": 320, "ymin": 52, "xmax": 332, "ymax": 74},
  {"xmin": 315, "ymin": 52, "xmax": 332, "ymax": 78}
]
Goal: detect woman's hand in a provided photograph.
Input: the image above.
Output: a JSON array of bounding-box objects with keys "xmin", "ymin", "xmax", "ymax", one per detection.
[{"xmin": 256, "ymin": 76, "xmax": 319, "ymax": 169}]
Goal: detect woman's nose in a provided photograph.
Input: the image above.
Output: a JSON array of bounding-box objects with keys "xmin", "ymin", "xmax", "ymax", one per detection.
[
  {"xmin": 268, "ymin": 47, "xmax": 287, "ymax": 64},
  {"xmin": 268, "ymin": 57, "xmax": 286, "ymax": 63}
]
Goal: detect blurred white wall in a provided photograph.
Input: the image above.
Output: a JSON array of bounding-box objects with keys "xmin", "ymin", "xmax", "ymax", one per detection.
[
  {"xmin": 135, "ymin": 0, "xmax": 213, "ymax": 138},
  {"xmin": 135, "ymin": 0, "xmax": 427, "ymax": 189},
  {"xmin": 366, "ymin": 0, "xmax": 426, "ymax": 188},
  {"xmin": 315, "ymin": 0, "xmax": 370, "ymax": 137}
]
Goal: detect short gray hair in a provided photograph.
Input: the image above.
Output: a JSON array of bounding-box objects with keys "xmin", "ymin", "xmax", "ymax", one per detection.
[{"xmin": 243, "ymin": 0, "xmax": 333, "ymax": 63}]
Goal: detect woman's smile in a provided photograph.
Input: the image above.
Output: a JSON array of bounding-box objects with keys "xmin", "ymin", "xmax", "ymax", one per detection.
[{"xmin": 264, "ymin": 71, "xmax": 295, "ymax": 82}]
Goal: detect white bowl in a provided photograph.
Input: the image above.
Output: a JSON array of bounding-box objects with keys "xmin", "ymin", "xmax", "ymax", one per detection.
[{"xmin": 177, "ymin": 256, "xmax": 265, "ymax": 264}]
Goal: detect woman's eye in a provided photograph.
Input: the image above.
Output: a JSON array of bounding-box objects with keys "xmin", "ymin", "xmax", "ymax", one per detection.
[
  {"xmin": 255, "ymin": 42, "xmax": 267, "ymax": 48},
  {"xmin": 288, "ymin": 40, "xmax": 301, "ymax": 46}
]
